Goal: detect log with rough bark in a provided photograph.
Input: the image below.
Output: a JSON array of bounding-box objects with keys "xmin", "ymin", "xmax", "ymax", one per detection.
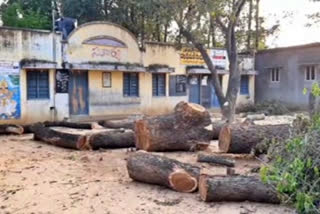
[
  {"xmin": 246, "ymin": 114, "xmax": 266, "ymax": 121},
  {"xmin": 197, "ymin": 153, "xmax": 235, "ymax": 167},
  {"xmin": 219, "ymin": 123, "xmax": 290, "ymax": 154},
  {"xmin": 135, "ymin": 102, "xmax": 213, "ymax": 152},
  {"xmin": 212, "ymin": 121, "xmax": 226, "ymax": 140},
  {"xmin": 43, "ymin": 121, "xmax": 95, "ymax": 129},
  {"xmin": 127, "ymin": 152, "xmax": 200, "ymax": 193},
  {"xmin": 89, "ymin": 130, "xmax": 135, "ymax": 150},
  {"xmin": 199, "ymin": 175, "xmax": 280, "ymax": 203},
  {"xmin": 99, "ymin": 119, "xmax": 134, "ymax": 130},
  {"xmin": 0, "ymin": 124, "xmax": 24, "ymax": 135},
  {"xmin": 32, "ymin": 124, "xmax": 89, "ymax": 150}
]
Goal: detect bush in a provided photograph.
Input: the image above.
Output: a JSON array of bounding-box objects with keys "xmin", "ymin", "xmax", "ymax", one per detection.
[
  {"xmin": 237, "ymin": 101, "xmax": 289, "ymax": 116},
  {"xmin": 261, "ymin": 115, "xmax": 320, "ymax": 214}
]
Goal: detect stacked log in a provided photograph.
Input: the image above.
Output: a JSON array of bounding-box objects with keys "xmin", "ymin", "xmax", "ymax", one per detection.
[
  {"xmin": 32, "ymin": 124, "xmax": 89, "ymax": 150},
  {"xmin": 99, "ymin": 119, "xmax": 134, "ymax": 130},
  {"xmin": 0, "ymin": 124, "xmax": 24, "ymax": 135},
  {"xmin": 219, "ymin": 123, "xmax": 291, "ymax": 154},
  {"xmin": 89, "ymin": 130, "xmax": 135, "ymax": 150},
  {"xmin": 127, "ymin": 152, "xmax": 200, "ymax": 193},
  {"xmin": 199, "ymin": 175, "xmax": 280, "ymax": 204},
  {"xmin": 135, "ymin": 102, "xmax": 213, "ymax": 152}
]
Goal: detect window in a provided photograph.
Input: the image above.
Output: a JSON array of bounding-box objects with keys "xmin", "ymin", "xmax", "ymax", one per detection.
[
  {"xmin": 270, "ymin": 68, "xmax": 280, "ymax": 82},
  {"xmin": 123, "ymin": 73, "xmax": 139, "ymax": 97},
  {"xmin": 102, "ymin": 72, "xmax": 112, "ymax": 88},
  {"xmin": 176, "ymin": 75, "xmax": 187, "ymax": 93},
  {"xmin": 240, "ymin": 75, "xmax": 249, "ymax": 95},
  {"xmin": 27, "ymin": 70, "xmax": 49, "ymax": 99},
  {"xmin": 305, "ymin": 65, "xmax": 316, "ymax": 81},
  {"xmin": 152, "ymin": 74, "xmax": 166, "ymax": 96}
]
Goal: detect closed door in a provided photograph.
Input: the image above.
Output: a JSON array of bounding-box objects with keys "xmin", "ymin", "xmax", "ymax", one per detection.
[
  {"xmin": 189, "ymin": 75, "xmax": 201, "ymax": 104},
  {"xmin": 69, "ymin": 70, "xmax": 89, "ymax": 115}
]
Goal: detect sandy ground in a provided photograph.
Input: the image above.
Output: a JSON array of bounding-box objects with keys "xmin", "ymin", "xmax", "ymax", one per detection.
[{"xmin": 0, "ymin": 116, "xmax": 297, "ymax": 214}]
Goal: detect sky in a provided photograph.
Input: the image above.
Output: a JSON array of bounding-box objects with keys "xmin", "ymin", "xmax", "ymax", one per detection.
[
  {"xmin": 262, "ymin": 0, "xmax": 320, "ymax": 48},
  {"xmin": 0, "ymin": 0, "xmax": 319, "ymax": 48}
]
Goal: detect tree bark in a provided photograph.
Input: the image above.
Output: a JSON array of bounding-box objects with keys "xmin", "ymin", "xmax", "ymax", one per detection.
[
  {"xmin": 212, "ymin": 121, "xmax": 226, "ymax": 140},
  {"xmin": 0, "ymin": 124, "xmax": 24, "ymax": 135},
  {"xmin": 32, "ymin": 124, "xmax": 88, "ymax": 150},
  {"xmin": 199, "ymin": 175, "xmax": 280, "ymax": 203},
  {"xmin": 127, "ymin": 152, "xmax": 200, "ymax": 193},
  {"xmin": 43, "ymin": 121, "xmax": 94, "ymax": 129},
  {"xmin": 219, "ymin": 123, "xmax": 290, "ymax": 154},
  {"xmin": 134, "ymin": 102, "xmax": 213, "ymax": 152},
  {"xmin": 247, "ymin": 0, "xmax": 253, "ymax": 50},
  {"xmin": 255, "ymin": 0, "xmax": 260, "ymax": 50},
  {"xmin": 89, "ymin": 130, "xmax": 135, "ymax": 150},
  {"xmin": 99, "ymin": 119, "xmax": 134, "ymax": 130},
  {"xmin": 197, "ymin": 153, "xmax": 235, "ymax": 167}
]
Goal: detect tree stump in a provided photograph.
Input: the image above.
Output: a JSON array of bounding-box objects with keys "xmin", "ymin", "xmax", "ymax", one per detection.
[
  {"xmin": 32, "ymin": 124, "xmax": 88, "ymax": 150},
  {"xmin": 0, "ymin": 124, "xmax": 24, "ymax": 135},
  {"xmin": 219, "ymin": 123, "xmax": 290, "ymax": 154},
  {"xmin": 127, "ymin": 152, "xmax": 200, "ymax": 193},
  {"xmin": 199, "ymin": 175, "xmax": 280, "ymax": 203},
  {"xmin": 89, "ymin": 130, "xmax": 135, "ymax": 150},
  {"xmin": 135, "ymin": 102, "xmax": 213, "ymax": 152}
]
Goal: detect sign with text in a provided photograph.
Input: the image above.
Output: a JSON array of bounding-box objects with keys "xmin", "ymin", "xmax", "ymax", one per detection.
[
  {"xmin": 210, "ymin": 49, "xmax": 229, "ymax": 70},
  {"xmin": 180, "ymin": 48, "xmax": 205, "ymax": 65}
]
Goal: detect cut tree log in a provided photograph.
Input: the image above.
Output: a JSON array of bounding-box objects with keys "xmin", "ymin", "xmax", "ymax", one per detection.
[
  {"xmin": 127, "ymin": 152, "xmax": 200, "ymax": 193},
  {"xmin": 197, "ymin": 153, "xmax": 235, "ymax": 167},
  {"xmin": 89, "ymin": 130, "xmax": 135, "ymax": 150},
  {"xmin": 246, "ymin": 114, "xmax": 266, "ymax": 121},
  {"xmin": 212, "ymin": 121, "xmax": 226, "ymax": 140},
  {"xmin": 199, "ymin": 175, "xmax": 280, "ymax": 204},
  {"xmin": 32, "ymin": 124, "xmax": 89, "ymax": 150},
  {"xmin": 135, "ymin": 102, "xmax": 213, "ymax": 152},
  {"xmin": 98, "ymin": 119, "xmax": 134, "ymax": 130},
  {"xmin": 219, "ymin": 123, "xmax": 290, "ymax": 154},
  {"xmin": 0, "ymin": 124, "xmax": 24, "ymax": 135},
  {"xmin": 43, "ymin": 121, "xmax": 94, "ymax": 129}
]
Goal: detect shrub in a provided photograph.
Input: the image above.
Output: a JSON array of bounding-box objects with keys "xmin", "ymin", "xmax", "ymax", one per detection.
[{"xmin": 261, "ymin": 115, "xmax": 320, "ymax": 214}]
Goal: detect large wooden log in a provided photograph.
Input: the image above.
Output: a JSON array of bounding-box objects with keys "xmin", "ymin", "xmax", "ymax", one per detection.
[
  {"xmin": 99, "ymin": 119, "xmax": 134, "ymax": 130},
  {"xmin": 127, "ymin": 152, "xmax": 200, "ymax": 193},
  {"xmin": 199, "ymin": 175, "xmax": 280, "ymax": 204},
  {"xmin": 89, "ymin": 130, "xmax": 135, "ymax": 150},
  {"xmin": 43, "ymin": 121, "xmax": 94, "ymax": 129},
  {"xmin": 135, "ymin": 102, "xmax": 213, "ymax": 152},
  {"xmin": 0, "ymin": 124, "xmax": 24, "ymax": 135},
  {"xmin": 212, "ymin": 121, "xmax": 226, "ymax": 140},
  {"xmin": 219, "ymin": 123, "xmax": 290, "ymax": 154},
  {"xmin": 197, "ymin": 153, "xmax": 235, "ymax": 167},
  {"xmin": 32, "ymin": 124, "xmax": 88, "ymax": 150}
]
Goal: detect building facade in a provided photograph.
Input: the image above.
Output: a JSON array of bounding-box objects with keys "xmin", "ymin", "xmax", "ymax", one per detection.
[
  {"xmin": 0, "ymin": 22, "xmax": 256, "ymax": 124},
  {"xmin": 255, "ymin": 43, "xmax": 320, "ymax": 109}
]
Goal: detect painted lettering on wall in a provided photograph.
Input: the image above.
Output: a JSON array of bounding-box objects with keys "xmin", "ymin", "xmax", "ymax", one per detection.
[
  {"xmin": 0, "ymin": 64, "xmax": 21, "ymax": 120},
  {"xmin": 180, "ymin": 48, "xmax": 205, "ymax": 65},
  {"xmin": 91, "ymin": 47, "xmax": 121, "ymax": 61}
]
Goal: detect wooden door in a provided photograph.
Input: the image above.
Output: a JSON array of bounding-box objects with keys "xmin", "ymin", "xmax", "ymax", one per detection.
[{"xmin": 69, "ymin": 70, "xmax": 89, "ymax": 115}]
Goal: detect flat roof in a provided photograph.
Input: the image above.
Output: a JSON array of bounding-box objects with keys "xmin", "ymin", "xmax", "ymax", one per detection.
[{"xmin": 257, "ymin": 42, "xmax": 320, "ymax": 54}]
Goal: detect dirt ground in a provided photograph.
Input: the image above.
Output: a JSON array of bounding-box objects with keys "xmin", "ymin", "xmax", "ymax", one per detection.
[{"xmin": 0, "ymin": 116, "xmax": 297, "ymax": 214}]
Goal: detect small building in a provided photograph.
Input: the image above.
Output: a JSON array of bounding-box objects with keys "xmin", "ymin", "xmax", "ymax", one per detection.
[
  {"xmin": 255, "ymin": 43, "xmax": 320, "ymax": 109},
  {"xmin": 0, "ymin": 21, "xmax": 256, "ymax": 124}
]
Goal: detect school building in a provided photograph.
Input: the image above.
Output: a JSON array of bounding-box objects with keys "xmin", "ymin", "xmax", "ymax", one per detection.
[{"xmin": 0, "ymin": 21, "xmax": 256, "ymax": 124}]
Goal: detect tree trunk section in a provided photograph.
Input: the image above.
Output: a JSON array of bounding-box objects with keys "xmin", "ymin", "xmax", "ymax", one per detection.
[
  {"xmin": 89, "ymin": 130, "xmax": 135, "ymax": 150},
  {"xmin": 135, "ymin": 102, "xmax": 213, "ymax": 152},
  {"xmin": 212, "ymin": 121, "xmax": 226, "ymax": 140},
  {"xmin": 32, "ymin": 124, "xmax": 88, "ymax": 150},
  {"xmin": 127, "ymin": 152, "xmax": 200, "ymax": 193},
  {"xmin": 199, "ymin": 175, "xmax": 280, "ymax": 204},
  {"xmin": 0, "ymin": 124, "xmax": 24, "ymax": 135},
  {"xmin": 197, "ymin": 153, "xmax": 235, "ymax": 167},
  {"xmin": 219, "ymin": 123, "xmax": 290, "ymax": 154},
  {"xmin": 43, "ymin": 121, "xmax": 94, "ymax": 129},
  {"xmin": 99, "ymin": 119, "xmax": 134, "ymax": 130}
]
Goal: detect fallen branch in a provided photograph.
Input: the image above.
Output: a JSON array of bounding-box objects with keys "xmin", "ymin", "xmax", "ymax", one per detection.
[
  {"xmin": 89, "ymin": 130, "xmax": 135, "ymax": 150},
  {"xmin": 197, "ymin": 153, "xmax": 235, "ymax": 167},
  {"xmin": 127, "ymin": 152, "xmax": 200, "ymax": 193},
  {"xmin": 98, "ymin": 119, "xmax": 134, "ymax": 130},
  {"xmin": 43, "ymin": 121, "xmax": 95, "ymax": 129}
]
